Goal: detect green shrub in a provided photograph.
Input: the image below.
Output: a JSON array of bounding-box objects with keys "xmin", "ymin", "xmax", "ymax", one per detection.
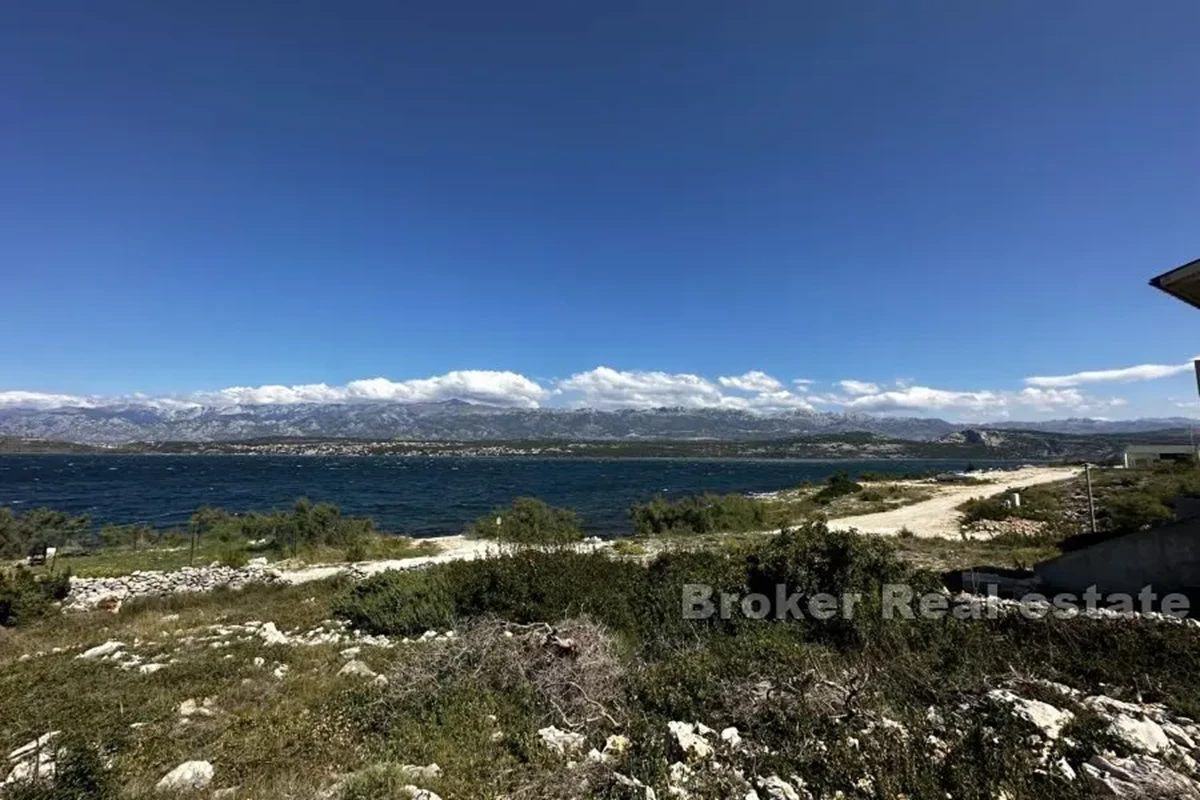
[
  {"xmin": 0, "ymin": 507, "xmax": 90, "ymax": 559},
  {"xmin": 218, "ymin": 544, "xmax": 250, "ymax": 568},
  {"xmin": 0, "ymin": 567, "xmax": 71, "ymax": 627},
  {"xmin": 97, "ymin": 524, "xmax": 157, "ymax": 550},
  {"xmin": 334, "ymin": 568, "xmax": 459, "ymax": 635},
  {"xmin": 958, "ymin": 494, "xmax": 1014, "ymax": 524},
  {"xmin": 812, "ymin": 472, "xmax": 862, "ymax": 504},
  {"xmin": 1105, "ymin": 492, "xmax": 1174, "ymax": 532},
  {"xmin": 611, "ymin": 538, "xmax": 648, "ymax": 556},
  {"xmin": 334, "ymin": 550, "xmax": 645, "ymax": 637},
  {"xmin": 630, "ymin": 493, "xmax": 770, "ymax": 536},
  {"xmin": 465, "ymin": 497, "xmax": 584, "ymax": 545},
  {"xmin": 189, "ymin": 498, "xmax": 377, "ymax": 558}
]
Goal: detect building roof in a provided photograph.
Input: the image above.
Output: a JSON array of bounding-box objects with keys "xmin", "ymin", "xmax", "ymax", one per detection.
[
  {"xmin": 1124, "ymin": 444, "xmax": 1197, "ymax": 454},
  {"xmin": 1150, "ymin": 257, "xmax": 1200, "ymax": 310}
]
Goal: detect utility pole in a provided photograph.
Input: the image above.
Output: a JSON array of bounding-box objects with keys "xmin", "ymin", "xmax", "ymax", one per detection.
[{"xmin": 1085, "ymin": 463, "xmax": 1098, "ymax": 534}]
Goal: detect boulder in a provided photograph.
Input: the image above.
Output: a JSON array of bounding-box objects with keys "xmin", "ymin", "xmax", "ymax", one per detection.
[
  {"xmin": 257, "ymin": 622, "xmax": 288, "ymax": 646},
  {"xmin": 537, "ymin": 726, "xmax": 586, "ymax": 756},
  {"xmin": 338, "ymin": 660, "xmax": 378, "ymax": 679},
  {"xmin": 397, "ymin": 764, "xmax": 442, "ymax": 781},
  {"xmin": 987, "ymin": 689, "xmax": 1073, "ymax": 739},
  {"xmin": 1109, "ymin": 715, "xmax": 1172, "ymax": 754},
  {"xmin": 155, "ymin": 760, "xmax": 214, "ymax": 793},
  {"xmin": 668, "ymin": 721, "xmax": 714, "ymax": 760}
]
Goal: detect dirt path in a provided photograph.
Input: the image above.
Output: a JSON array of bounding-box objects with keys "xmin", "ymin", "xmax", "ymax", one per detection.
[
  {"xmin": 826, "ymin": 466, "xmax": 1081, "ymax": 539},
  {"xmin": 274, "ymin": 536, "xmax": 502, "ymax": 585}
]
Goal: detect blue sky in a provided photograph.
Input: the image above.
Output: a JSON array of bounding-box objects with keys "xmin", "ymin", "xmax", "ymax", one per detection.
[{"xmin": 2, "ymin": 1, "xmax": 1199, "ymax": 420}]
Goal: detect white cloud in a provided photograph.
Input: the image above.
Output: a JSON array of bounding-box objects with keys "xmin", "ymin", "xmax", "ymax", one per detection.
[
  {"xmin": 558, "ymin": 367, "xmax": 739, "ymax": 410},
  {"xmin": 839, "ymin": 386, "xmax": 1006, "ymax": 413},
  {"xmin": 814, "ymin": 383, "xmax": 1123, "ymax": 416},
  {"xmin": 558, "ymin": 367, "xmax": 812, "ymax": 412},
  {"xmin": 0, "ymin": 391, "xmax": 96, "ymax": 409},
  {"xmin": 718, "ymin": 371, "xmax": 784, "ymax": 393},
  {"xmin": 1025, "ymin": 359, "xmax": 1197, "ymax": 388},
  {"xmin": 205, "ymin": 370, "xmax": 550, "ymax": 409},
  {"xmin": 0, "ymin": 364, "xmax": 1145, "ymax": 418},
  {"xmin": 837, "ymin": 380, "xmax": 880, "ymax": 396},
  {"xmin": 747, "ymin": 390, "xmax": 815, "ymax": 412}
]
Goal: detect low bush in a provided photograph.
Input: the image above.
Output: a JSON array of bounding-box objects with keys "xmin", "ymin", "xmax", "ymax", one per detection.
[
  {"xmin": 336, "ymin": 521, "xmax": 926, "ymax": 651},
  {"xmin": 0, "ymin": 507, "xmax": 90, "ymax": 559},
  {"xmin": 191, "ymin": 498, "xmax": 377, "ymax": 558},
  {"xmin": 334, "ymin": 550, "xmax": 645, "ymax": 637},
  {"xmin": 1105, "ymin": 492, "xmax": 1174, "ymax": 532},
  {"xmin": 812, "ymin": 472, "xmax": 863, "ymax": 504},
  {"xmin": 958, "ymin": 494, "xmax": 1014, "ymax": 524},
  {"xmin": 96, "ymin": 524, "xmax": 157, "ymax": 550},
  {"xmin": 611, "ymin": 538, "xmax": 648, "ymax": 556},
  {"xmin": 0, "ymin": 567, "xmax": 71, "ymax": 627},
  {"xmin": 629, "ymin": 493, "xmax": 771, "ymax": 536},
  {"xmin": 465, "ymin": 497, "xmax": 584, "ymax": 545}
]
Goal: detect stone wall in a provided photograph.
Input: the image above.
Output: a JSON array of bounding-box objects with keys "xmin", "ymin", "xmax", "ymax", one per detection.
[{"xmin": 64, "ymin": 562, "xmax": 284, "ymax": 613}]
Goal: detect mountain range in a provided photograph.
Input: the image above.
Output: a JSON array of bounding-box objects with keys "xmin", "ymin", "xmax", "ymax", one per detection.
[{"xmin": 0, "ymin": 400, "xmax": 1194, "ymax": 445}]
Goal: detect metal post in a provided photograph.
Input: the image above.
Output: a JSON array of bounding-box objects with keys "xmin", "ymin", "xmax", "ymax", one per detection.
[{"xmin": 1085, "ymin": 463, "xmax": 1098, "ymax": 534}]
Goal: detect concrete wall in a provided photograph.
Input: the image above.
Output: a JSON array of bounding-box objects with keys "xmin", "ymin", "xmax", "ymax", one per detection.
[
  {"xmin": 1123, "ymin": 445, "xmax": 1198, "ymax": 469},
  {"xmin": 1036, "ymin": 518, "xmax": 1200, "ymax": 595}
]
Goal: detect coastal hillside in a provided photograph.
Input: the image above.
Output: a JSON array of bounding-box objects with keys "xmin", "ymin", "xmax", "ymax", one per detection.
[
  {"xmin": 0, "ymin": 428, "xmax": 1168, "ymax": 462},
  {"xmin": 0, "ymin": 401, "xmax": 1194, "ymax": 447}
]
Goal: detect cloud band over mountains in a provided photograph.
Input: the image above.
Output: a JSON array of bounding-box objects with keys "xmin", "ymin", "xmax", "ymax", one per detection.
[{"xmin": 0, "ymin": 357, "xmax": 1192, "ymax": 419}]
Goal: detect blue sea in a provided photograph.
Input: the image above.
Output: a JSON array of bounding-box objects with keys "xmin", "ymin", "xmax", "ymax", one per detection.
[{"xmin": 0, "ymin": 455, "xmax": 1022, "ymax": 536}]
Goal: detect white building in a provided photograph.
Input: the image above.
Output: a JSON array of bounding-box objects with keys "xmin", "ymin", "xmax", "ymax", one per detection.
[{"xmin": 1123, "ymin": 444, "xmax": 1199, "ymax": 469}]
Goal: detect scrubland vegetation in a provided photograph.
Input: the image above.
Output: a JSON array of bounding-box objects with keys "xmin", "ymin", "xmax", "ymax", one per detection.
[
  {"xmin": 0, "ymin": 500, "xmax": 438, "ymax": 582},
  {"xmin": 627, "ymin": 473, "xmax": 933, "ymax": 538},
  {"xmin": 464, "ymin": 497, "xmax": 584, "ymax": 545},
  {"xmin": 4, "ymin": 522, "xmax": 1200, "ymax": 797},
  {"xmin": 958, "ymin": 461, "xmax": 1200, "ymax": 538}
]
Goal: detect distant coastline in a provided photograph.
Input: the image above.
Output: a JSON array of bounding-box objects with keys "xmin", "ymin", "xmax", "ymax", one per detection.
[{"xmin": 0, "ymin": 430, "xmax": 1138, "ymax": 462}]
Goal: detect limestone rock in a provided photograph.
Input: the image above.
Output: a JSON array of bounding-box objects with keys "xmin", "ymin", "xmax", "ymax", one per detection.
[
  {"xmin": 155, "ymin": 760, "xmax": 214, "ymax": 793},
  {"xmin": 987, "ymin": 689, "xmax": 1073, "ymax": 739},
  {"xmin": 1109, "ymin": 715, "xmax": 1172, "ymax": 754},
  {"xmin": 8, "ymin": 732, "xmax": 60, "ymax": 763},
  {"xmin": 77, "ymin": 641, "xmax": 125, "ymax": 661},
  {"xmin": 257, "ymin": 622, "xmax": 289, "ymax": 646},
  {"xmin": 401, "ymin": 788, "xmax": 442, "ymax": 800},
  {"xmin": 668, "ymin": 721, "xmax": 714, "ymax": 760},
  {"xmin": 397, "ymin": 764, "xmax": 442, "ymax": 781},
  {"xmin": 538, "ymin": 726, "xmax": 586, "ymax": 756},
  {"xmin": 338, "ymin": 660, "xmax": 378, "ymax": 679},
  {"xmin": 1081, "ymin": 753, "xmax": 1200, "ymax": 798}
]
